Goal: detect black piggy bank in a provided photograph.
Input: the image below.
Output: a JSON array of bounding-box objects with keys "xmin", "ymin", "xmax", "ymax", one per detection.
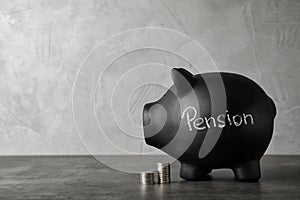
[{"xmin": 143, "ymin": 68, "xmax": 276, "ymax": 182}]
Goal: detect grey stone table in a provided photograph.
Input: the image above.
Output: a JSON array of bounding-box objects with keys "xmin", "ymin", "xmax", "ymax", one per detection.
[{"xmin": 0, "ymin": 156, "xmax": 299, "ymax": 199}]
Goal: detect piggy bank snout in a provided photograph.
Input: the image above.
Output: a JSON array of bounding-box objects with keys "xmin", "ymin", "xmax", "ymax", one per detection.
[
  {"xmin": 143, "ymin": 102, "xmax": 167, "ymax": 144},
  {"xmin": 143, "ymin": 103, "xmax": 153, "ymax": 127}
]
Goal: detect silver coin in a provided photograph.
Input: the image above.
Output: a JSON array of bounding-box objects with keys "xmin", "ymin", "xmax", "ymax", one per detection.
[
  {"xmin": 156, "ymin": 163, "xmax": 171, "ymax": 184},
  {"xmin": 140, "ymin": 172, "xmax": 155, "ymax": 185}
]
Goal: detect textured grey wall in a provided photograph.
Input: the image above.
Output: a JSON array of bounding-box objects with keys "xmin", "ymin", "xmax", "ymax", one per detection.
[{"xmin": 0, "ymin": 0, "xmax": 299, "ymax": 155}]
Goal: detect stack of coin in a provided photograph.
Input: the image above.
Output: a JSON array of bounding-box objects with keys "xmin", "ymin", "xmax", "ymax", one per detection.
[
  {"xmin": 140, "ymin": 172, "xmax": 155, "ymax": 185},
  {"xmin": 156, "ymin": 163, "xmax": 171, "ymax": 184}
]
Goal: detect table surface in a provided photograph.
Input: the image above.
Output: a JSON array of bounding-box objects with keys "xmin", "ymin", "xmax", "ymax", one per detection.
[{"xmin": 0, "ymin": 155, "xmax": 299, "ymax": 200}]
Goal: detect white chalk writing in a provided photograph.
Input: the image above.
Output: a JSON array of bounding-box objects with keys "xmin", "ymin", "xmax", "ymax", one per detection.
[{"xmin": 181, "ymin": 106, "xmax": 254, "ymax": 132}]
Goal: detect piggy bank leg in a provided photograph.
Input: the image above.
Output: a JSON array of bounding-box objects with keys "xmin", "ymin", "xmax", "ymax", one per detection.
[
  {"xmin": 180, "ymin": 163, "xmax": 211, "ymax": 181},
  {"xmin": 232, "ymin": 159, "xmax": 261, "ymax": 182}
]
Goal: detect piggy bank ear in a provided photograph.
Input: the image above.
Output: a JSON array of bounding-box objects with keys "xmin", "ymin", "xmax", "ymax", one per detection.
[{"xmin": 171, "ymin": 68, "xmax": 196, "ymax": 97}]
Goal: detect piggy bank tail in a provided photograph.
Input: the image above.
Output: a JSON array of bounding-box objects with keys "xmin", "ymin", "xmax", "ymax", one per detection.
[{"xmin": 269, "ymin": 97, "xmax": 277, "ymax": 118}]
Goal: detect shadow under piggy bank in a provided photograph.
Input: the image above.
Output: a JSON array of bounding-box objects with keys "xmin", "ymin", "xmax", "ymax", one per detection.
[{"xmin": 143, "ymin": 68, "xmax": 276, "ymax": 182}]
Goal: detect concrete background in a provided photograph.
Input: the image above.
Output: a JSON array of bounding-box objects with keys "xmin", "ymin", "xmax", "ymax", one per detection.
[{"xmin": 0, "ymin": 0, "xmax": 299, "ymax": 155}]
